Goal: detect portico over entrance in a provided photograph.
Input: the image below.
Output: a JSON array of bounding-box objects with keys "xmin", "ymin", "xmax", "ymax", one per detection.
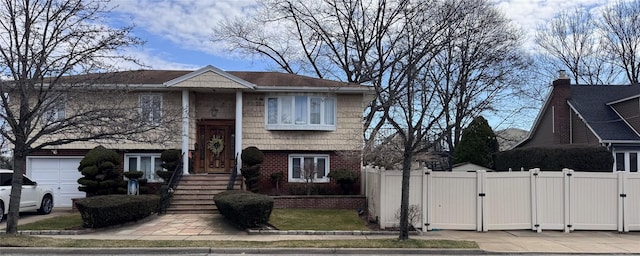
[{"xmin": 164, "ymin": 65, "xmax": 254, "ymax": 175}]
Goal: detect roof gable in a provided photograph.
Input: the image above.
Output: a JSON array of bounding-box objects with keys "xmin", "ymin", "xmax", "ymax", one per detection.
[
  {"xmin": 569, "ymin": 85, "xmax": 640, "ymax": 142},
  {"xmin": 164, "ymin": 65, "xmax": 256, "ymax": 89}
]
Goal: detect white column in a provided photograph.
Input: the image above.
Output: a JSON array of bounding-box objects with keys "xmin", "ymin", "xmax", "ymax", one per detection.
[
  {"xmin": 181, "ymin": 89, "xmax": 190, "ymax": 175},
  {"xmin": 235, "ymin": 90, "xmax": 243, "ymax": 174}
]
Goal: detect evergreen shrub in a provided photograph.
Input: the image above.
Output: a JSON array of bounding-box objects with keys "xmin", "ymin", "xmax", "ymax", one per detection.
[
  {"xmin": 214, "ymin": 190, "xmax": 273, "ymax": 228},
  {"xmin": 241, "ymin": 146, "xmax": 264, "ymax": 192},
  {"xmin": 75, "ymin": 194, "xmax": 160, "ymax": 228},
  {"xmin": 77, "ymin": 146, "xmax": 125, "ymax": 196},
  {"xmin": 494, "ymin": 145, "xmax": 614, "ymax": 171}
]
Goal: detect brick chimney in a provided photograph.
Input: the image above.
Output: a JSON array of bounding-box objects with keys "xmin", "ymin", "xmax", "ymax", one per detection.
[{"xmin": 551, "ymin": 70, "xmax": 572, "ymax": 144}]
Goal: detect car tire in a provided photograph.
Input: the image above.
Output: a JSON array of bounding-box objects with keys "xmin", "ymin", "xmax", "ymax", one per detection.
[
  {"xmin": 0, "ymin": 201, "xmax": 4, "ymax": 222},
  {"xmin": 38, "ymin": 195, "xmax": 53, "ymax": 215}
]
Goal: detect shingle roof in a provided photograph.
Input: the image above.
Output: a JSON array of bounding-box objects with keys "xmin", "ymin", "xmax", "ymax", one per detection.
[
  {"xmin": 228, "ymin": 71, "xmax": 363, "ymax": 88},
  {"xmin": 55, "ymin": 69, "xmax": 362, "ymax": 88},
  {"xmin": 569, "ymin": 85, "xmax": 640, "ymax": 141}
]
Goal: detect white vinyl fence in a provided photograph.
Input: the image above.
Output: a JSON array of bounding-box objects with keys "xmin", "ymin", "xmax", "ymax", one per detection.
[{"xmin": 363, "ymin": 166, "xmax": 640, "ymax": 232}]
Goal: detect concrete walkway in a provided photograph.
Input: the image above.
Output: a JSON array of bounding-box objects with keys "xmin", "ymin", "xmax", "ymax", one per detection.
[{"xmin": 6, "ymin": 209, "xmax": 640, "ymax": 254}]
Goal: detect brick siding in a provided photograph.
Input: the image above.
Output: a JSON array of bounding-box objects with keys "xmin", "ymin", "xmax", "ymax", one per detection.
[
  {"xmin": 257, "ymin": 150, "xmax": 362, "ymax": 195},
  {"xmin": 273, "ymin": 195, "xmax": 366, "ymax": 209}
]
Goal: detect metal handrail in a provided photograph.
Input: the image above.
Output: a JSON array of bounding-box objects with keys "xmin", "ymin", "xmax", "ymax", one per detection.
[
  {"xmin": 157, "ymin": 153, "xmax": 184, "ymax": 215},
  {"xmin": 227, "ymin": 153, "xmax": 239, "ymax": 190}
]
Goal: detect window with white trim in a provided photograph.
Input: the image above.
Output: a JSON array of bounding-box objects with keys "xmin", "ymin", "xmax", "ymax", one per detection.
[
  {"xmin": 288, "ymin": 154, "xmax": 330, "ymax": 183},
  {"xmin": 43, "ymin": 97, "xmax": 66, "ymax": 123},
  {"xmin": 615, "ymin": 151, "xmax": 639, "ymax": 172},
  {"xmin": 125, "ymin": 154, "xmax": 163, "ymax": 182},
  {"xmin": 266, "ymin": 95, "xmax": 336, "ymax": 130},
  {"xmin": 139, "ymin": 94, "xmax": 162, "ymax": 124}
]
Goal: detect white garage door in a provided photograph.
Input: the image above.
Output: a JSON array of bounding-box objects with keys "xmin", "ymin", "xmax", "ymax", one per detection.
[{"xmin": 27, "ymin": 157, "xmax": 84, "ymax": 207}]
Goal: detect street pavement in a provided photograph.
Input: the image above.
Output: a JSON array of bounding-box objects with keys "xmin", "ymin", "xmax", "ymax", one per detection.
[{"xmin": 2, "ymin": 208, "xmax": 640, "ymax": 255}]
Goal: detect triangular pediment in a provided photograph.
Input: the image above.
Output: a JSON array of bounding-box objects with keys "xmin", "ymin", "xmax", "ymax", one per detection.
[{"xmin": 164, "ymin": 65, "xmax": 255, "ymax": 89}]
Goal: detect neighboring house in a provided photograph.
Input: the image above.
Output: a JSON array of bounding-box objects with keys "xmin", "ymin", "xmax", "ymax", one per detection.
[
  {"xmin": 451, "ymin": 162, "xmax": 494, "ymax": 172},
  {"xmin": 365, "ymin": 132, "xmax": 451, "ymax": 171},
  {"xmin": 495, "ymin": 128, "xmax": 528, "ymax": 151},
  {"xmin": 24, "ymin": 65, "xmax": 373, "ymax": 207},
  {"xmin": 517, "ymin": 72, "xmax": 640, "ymax": 172}
]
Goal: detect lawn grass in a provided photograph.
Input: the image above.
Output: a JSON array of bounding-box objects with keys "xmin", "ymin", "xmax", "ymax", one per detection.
[
  {"xmin": 0, "ymin": 234, "xmax": 478, "ymax": 248},
  {"xmin": 18, "ymin": 213, "xmax": 83, "ymax": 230},
  {"xmin": 16, "ymin": 209, "xmax": 371, "ymax": 231},
  {"xmin": 6, "ymin": 209, "xmax": 479, "ymax": 249},
  {"xmin": 269, "ymin": 208, "xmax": 369, "ymax": 230}
]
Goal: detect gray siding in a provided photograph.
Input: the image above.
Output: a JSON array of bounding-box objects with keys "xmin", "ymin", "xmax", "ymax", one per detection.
[
  {"xmin": 520, "ymin": 104, "xmax": 554, "ymax": 148},
  {"xmin": 571, "ymin": 108, "xmax": 599, "ymax": 144}
]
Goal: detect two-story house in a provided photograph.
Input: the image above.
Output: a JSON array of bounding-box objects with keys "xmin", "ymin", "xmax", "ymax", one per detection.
[
  {"xmin": 517, "ymin": 72, "xmax": 640, "ymax": 172},
  {"xmin": 25, "ymin": 65, "xmax": 373, "ymax": 208}
]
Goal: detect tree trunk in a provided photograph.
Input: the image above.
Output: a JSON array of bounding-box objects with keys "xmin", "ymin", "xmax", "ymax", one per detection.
[
  {"xmin": 6, "ymin": 146, "xmax": 27, "ymax": 234},
  {"xmin": 398, "ymin": 147, "xmax": 413, "ymax": 240}
]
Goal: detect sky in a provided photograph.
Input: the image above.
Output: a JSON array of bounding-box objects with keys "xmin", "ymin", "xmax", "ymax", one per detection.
[
  {"xmin": 105, "ymin": 0, "xmax": 614, "ymax": 131},
  {"xmin": 108, "ymin": 0, "xmax": 612, "ymax": 72}
]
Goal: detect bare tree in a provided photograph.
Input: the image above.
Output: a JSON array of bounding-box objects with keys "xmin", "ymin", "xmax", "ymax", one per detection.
[
  {"xmin": 536, "ymin": 8, "xmax": 620, "ymax": 85},
  {"xmin": 0, "ymin": 0, "xmax": 174, "ymax": 234},
  {"xmin": 213, "ymin": 0, "xmax": 528, "ymax": 240},
  {"xmin": 600, "ymin": 0, "xmax": 640, "ymax": 84},
  {"xmin": 214, "ymin": 0, "xmax": 409, "ymax": 160},
  {"xmin": 429, "ymin": 0, "xmax": 529, "ymax": 153}
]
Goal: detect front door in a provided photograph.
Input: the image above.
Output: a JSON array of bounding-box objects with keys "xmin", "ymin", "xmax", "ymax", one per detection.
[{"xmin": 195, "ymin": 120, "xmax": 235, "ymax": 173}]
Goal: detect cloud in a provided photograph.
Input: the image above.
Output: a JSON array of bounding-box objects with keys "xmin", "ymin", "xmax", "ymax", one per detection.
[
  {"xmin": 105, "ymin": 0, "xmax": 615, "ymax": 71},
  {"xmin": 492, "ymin": 0, "xmax": 611, "ymax": 49},
  {"xmin": 110, "ymin": 0, "xmax": 259, "ymax": 56}
]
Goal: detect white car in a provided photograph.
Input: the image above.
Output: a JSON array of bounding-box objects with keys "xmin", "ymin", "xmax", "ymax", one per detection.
[{"xmin": 0, "ymin": 169, "xmax": 54, "ymax": 222}]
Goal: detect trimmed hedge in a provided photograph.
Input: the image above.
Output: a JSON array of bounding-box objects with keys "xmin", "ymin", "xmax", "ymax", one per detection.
[
  {"xmin": 494, "ymin": 145, "xmax": 613, "ymax": 171},
  {"xmin": 214, "ymin": 191, "xmax": 273, "ymax": 228},
  {"xmin": 75, "ymin": 194, "xmax": 160, "ymax": 228}
]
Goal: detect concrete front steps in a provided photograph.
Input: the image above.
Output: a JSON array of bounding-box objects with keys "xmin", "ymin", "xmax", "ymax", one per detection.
[{"xmin": 166, "ymin": 173, "xmax": 242, "ymax": 214}]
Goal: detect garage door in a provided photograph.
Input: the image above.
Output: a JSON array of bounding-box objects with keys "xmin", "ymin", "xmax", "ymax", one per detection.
[{"xmin": 27, "ymin": 157, "xmax": 84, "ymax": 207}]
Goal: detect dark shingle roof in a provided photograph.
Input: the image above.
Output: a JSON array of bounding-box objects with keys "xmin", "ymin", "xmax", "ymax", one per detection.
[
  {"xmin": 228, "ymin": 71, "xmax": 362, "ymax": 88},
  {"xmin": 569, "ymin": 85, "xmax": 640, "ymax": 141},
  {"xmin": 55, "ymin": 70, "xmax": 360, "ymax": 88}
]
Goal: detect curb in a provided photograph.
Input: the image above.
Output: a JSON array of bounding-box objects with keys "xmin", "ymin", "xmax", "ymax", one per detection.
[
  {"xmin": 0, "ymin": 229, "xmax": 91, "ymax": 235},
  {"xmin": 247, "ymin": 229, "xmax": 421, "ymax": 236},
  {"xmin": 0, "ymin": 247, "xmax": 487, "ymax": 255}
]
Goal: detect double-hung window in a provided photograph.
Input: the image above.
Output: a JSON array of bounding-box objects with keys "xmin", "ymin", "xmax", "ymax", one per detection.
[
  {"xmin": 288, "ymin": 154, "xmax": 330, "ymax": 183},
  {"xmin": 125, "ymin": 154, "xmax": 163, "ymax": 182},
  {"xmin": 266, "ymin": 95, "xmax": 336, "ymax": 130},
  {"xmin": 615, "ymin": 151, "xmax": 639, "ymax": 172},
  {"xmin": 43, "ymin": 97, "xmax": 66, "ymax": 123},
  {"xmin": 139, "ymin": 94, "xmax": 162, "ymax": 124}
]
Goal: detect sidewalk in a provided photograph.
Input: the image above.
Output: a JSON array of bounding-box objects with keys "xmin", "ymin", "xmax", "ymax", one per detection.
[{"xmin": 8, "ymin": 211, "xmax": 640, "ymax": 254}]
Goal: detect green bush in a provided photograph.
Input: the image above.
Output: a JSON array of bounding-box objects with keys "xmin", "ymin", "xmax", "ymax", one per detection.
[
  {"xmin": 160, "ymin": 149, "xmax": 182, "ymax": 171},
  {"xmin": 77, "ymin": 146, "xmax": 124, "ymax": 196},
  {"xmin": 287, "ymin": 183, "xmax": 330, "ymax": 195},
  {"xmin": 241, "ymin": 165, "xmax": 261, "ymax": 193},
  {"xmin": 123, "ymin": 171, "xmax": 144, "ymax": 179},
  {"xmin": 75, "ymin": 194, "xmax": 160, "ymax": 228},
  {"xmin": 328, "ymin": 169, "xmax": 359, "ymax": 195},
  {"xmin": 214, "ymin": 190, "xmax": 273, "ymax": 228},
  {"xmin": 494, "ymin": 145, "xmax": 614, "ymax": 171},
  {"xmin": 241, "ymin": 146, "xmax": 264, "ymax": 166},
  {"xmin": 157, "ymin": 149, "xmax": 182, "ymax": 184},
  {"xmin": 241, "ymin": 146, "xmax": 264, "ymax": 192}
]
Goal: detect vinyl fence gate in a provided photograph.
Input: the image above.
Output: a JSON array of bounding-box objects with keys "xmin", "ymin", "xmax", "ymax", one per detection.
[{"xmin": 363, "ymin": 166, "xmax": 640, "ymax": 232}]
